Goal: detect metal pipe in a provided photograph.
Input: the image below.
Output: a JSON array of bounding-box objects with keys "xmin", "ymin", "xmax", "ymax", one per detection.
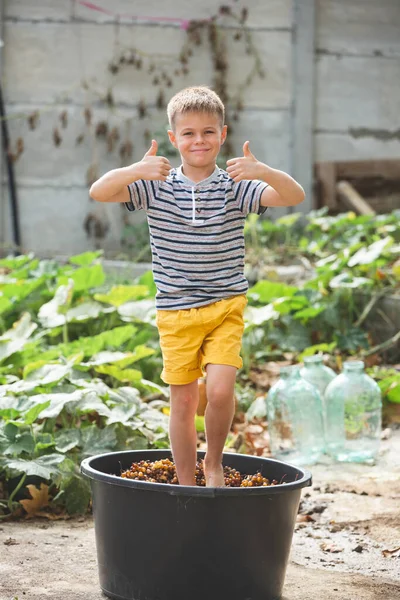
[{"xmin": 0, "ymin": 82, "xmax": 20, "ymax": 251}]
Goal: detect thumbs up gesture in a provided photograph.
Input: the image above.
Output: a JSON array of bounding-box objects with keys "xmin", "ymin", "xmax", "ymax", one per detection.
[
  {"xmin": 226, "ymin": 141, "xmax": 262, "ymax": 182},
  {"xmin": 139, "ymin": 139, "xmax": 172, "ymax": 181}
]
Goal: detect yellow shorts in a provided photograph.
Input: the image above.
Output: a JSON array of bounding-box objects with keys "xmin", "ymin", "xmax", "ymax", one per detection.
[{"xmin": 156, "ymin": 294, "xmax": 247, "ymax": 385}]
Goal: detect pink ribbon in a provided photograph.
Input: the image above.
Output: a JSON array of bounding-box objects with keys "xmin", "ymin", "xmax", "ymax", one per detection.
[{"xmin": 76, "ymin": 0, "xmax": 191, "ymax": 29}]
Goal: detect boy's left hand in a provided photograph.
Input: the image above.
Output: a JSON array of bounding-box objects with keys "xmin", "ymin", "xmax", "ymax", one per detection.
[{"xmin": 226, "ymin": 141, "xmax": 263, "ymax": 182}]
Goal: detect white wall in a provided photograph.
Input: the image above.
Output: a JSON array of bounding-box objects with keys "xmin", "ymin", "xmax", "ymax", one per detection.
[{"xmin": 1, "ymin": 0, "xmax": 399, "ymax": 255}]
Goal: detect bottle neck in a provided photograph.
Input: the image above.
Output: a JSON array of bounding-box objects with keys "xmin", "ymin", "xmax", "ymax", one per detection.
[
  {"xmin": 303, "ymin": 355, "xmax": 323, "ymax": 369},
  {"xmin": 280, "ymin": 365, "xmax": 300, "ymax": 380},
  {"xmin": 343, "ymin": 360, "xmax": 364, "ymax": 374}
]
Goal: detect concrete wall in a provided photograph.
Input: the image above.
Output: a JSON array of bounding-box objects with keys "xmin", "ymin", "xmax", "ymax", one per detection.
[{"xmin": 1, "ymin": 0, "xmax": 399, "ymax": 256}]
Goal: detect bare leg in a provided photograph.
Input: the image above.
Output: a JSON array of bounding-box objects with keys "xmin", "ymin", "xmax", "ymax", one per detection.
[
  {"xmin": 169, "ymin": 380, "xmax": 199, "ymax": 486},
  {"xmin": 204, "ymin": 364, "xmax": 237, "ymax": 487}
]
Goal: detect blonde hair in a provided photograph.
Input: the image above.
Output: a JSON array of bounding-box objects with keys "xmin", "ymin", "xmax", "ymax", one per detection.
[{"xmin": 167, "ymin": 86, "xmax": 225, "ymax": 129}]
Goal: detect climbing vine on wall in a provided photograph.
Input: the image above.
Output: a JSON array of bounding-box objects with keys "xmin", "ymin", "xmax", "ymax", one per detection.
[{"xmin": 8, "ymin": 2, "xmax": 265, "ymax": 246}]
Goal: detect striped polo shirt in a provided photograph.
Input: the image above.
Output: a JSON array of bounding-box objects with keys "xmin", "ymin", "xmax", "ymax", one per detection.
[{"xmin": 125, "ymin": 166, "xmax": 268, "ymax": 310}]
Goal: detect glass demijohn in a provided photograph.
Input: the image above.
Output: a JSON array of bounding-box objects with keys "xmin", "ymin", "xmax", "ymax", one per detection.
[
  {"xmin": 324, "ymin": 361, "xmax": 382, "ymax": 464},
  {"xmin": 266, "ymin": 366, "xmax": 325, "ymax": 466}
]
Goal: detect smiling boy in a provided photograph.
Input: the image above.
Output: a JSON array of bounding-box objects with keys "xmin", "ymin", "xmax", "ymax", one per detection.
[{"xmin": 90, "ymin": 86, "xmax": 305, "ymax": 487}]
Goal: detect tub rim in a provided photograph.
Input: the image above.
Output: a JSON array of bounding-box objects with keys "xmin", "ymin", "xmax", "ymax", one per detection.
[{"xmin": 81, "ymin": 449, "xmax": 312, "ymax": 498}]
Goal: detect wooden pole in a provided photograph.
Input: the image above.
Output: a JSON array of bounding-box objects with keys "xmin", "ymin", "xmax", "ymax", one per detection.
[
  {"xmin": 336, "ymin": 180, "xmax": 375, "ymax": 216},
  {"xmin": 291, "ymin": 0, "xmax": 316, "ymax": 214}
]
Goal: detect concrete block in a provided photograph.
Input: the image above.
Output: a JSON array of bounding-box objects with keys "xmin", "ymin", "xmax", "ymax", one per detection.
[
  {"xmin": 14, "ymin": 185, "xmax": 125, "ymax": 255},
  {"xmin": 5, "ymin": 0, "xmax": 72, "ymax": 21},
  {"xmin": 5, "ymin": 105, "xmax": 290, "ymax": 185},
  {"xmin": 230, "ymin": 109, "xmax": 291, "ymax": 173},
  {"xmin": 4, "ymin": 22, "xmax": 291, "ymax": 109},
  {"xmin": 72, "ymin": 0, "xmax": 292, "ymax": 29},
  {"xmin": 315, "ymin": 132, "xmax": 400, "ymax": 162},
  {"xmin": 315, "ymin": 54, "xmax": 400, "ymax": 130},
  {"xmin": 317, "ymin": 0, "xmax": 400, "ymax": 58}
]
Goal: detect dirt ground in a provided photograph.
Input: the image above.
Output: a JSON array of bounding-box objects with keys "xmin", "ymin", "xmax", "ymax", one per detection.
[{"xmin": 1, "ymin": 429, "xmax": 399, "ymax": 600}]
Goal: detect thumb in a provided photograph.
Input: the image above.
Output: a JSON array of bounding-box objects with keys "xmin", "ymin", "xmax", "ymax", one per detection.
[
  {"xmin": 144, "ymin": 139, "xmax": 158, "ymax": 157},
  {"xmin": 243, "ymin": 141, "xmax": 255, "ymax": 159}
]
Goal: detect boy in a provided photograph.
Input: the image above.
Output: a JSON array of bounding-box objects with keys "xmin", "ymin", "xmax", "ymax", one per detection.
[{"xmin": 90, "ymin": 86, "xmax": 305, "ymax": 487}]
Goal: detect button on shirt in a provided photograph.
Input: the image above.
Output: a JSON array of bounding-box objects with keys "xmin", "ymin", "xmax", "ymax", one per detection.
[{"xmin": 125, "ymin": 166, "xmax": 268, "ymax": 310}]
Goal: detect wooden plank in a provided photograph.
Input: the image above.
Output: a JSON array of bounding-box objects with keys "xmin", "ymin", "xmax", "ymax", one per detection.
[
  {"xmin": 335, "ymin": 160, "xmax": 400, "ymax": 180},
  {"xmin": 315, "ymin": 162, "xmax": 337, "ymax": 209},
  {"xmin": 336, "ymin": 180, "xmax": 376, "ymax": 215},
  {"xmin": 291, "ymin": 0, "xmax": 316, "ymax": 213}
]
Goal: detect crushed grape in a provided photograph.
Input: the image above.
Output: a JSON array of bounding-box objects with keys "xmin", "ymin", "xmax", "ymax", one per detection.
[{"xmin": 120, "ymin": 458, "xmax": 280, "ymax": 487}]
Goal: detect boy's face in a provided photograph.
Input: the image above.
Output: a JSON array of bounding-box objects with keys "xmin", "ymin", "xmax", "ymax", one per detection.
[{"xmin": 168, "ymin": 112, "xmax": 227, "ymax": 169}]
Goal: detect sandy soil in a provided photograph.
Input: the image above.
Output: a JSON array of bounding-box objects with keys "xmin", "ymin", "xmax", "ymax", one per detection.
[{"xmin": 1, "ymin": 429, "xmax": 399, "ymax": 600}]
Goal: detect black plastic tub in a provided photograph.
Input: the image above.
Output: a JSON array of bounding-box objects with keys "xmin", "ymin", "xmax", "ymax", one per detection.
[{"xmin": 81, "ymin": 449, "xmax": 312, "ymax": 600}]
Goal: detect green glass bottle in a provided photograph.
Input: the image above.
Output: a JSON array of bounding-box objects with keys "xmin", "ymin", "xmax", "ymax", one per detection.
[
  {"xmin": 266, "ymin": 365, "xmax": 325, "ymax": 466},
  {"xmin": 324, "ymin": 360, "xmax": 382, "ymax": 464}
]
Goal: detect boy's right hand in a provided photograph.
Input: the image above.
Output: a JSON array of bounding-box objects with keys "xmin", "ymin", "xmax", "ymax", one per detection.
[{"xmin": 137, "ymin": 140, "xmax": 172, "ymax": 181}]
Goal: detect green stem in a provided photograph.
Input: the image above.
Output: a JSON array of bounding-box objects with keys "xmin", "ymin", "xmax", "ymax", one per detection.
[
  {"xmin": 354, "ymin": 289, "xmax": 388, "ymax": 328},
  {"xmin": 63, "ymin": 321, "xmax": 69, "ymax": 344},
  {"xmin": 362, "ymin": 328, "xmax": 400, "ymax": 357},
  {"xmin": 0, "ymin": 472, "xmax": 27, "ymax": 517}
]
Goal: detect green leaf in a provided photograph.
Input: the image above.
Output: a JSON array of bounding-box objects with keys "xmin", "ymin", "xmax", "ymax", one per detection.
[
  {"xmin": 335, "ymin": 328, "xmax": 369, "ymax": 352},
  {"xmin": 67, "ymin": 301, "xmax": 114, "ymax": 323},
  {"xmin": 94, "ymin": 364, "xmax": 142, "ymax": 383},
  {"xmin": 244, "ymin": 304, "xmax": 280, "ymax": 327},
  {"xmin": 118, "ymin": 299, "xmax": 157, "ymax": 324},
  {"xmin": 35, "ymin": 325, "xmax": 137, "ymax": 363},
  {"xmin": 73, "ymin": 392, "xmax": 111, "ymax": 418},
  {"xmin": 293, "ymin": 305, "xmax": 326, "ymax": 322},
  {"xmin": 106, "ymin": 403, "xmax": 138, "ymax": 425},
  {"xmin": 0, "ymin": 408, "xmax": 20, "ymax": 420},
  {"xmin": 23, "ymin": 401, "xmax": 51, "ymax": 425},
  {"xmin": 138, "ymin": 271, "xmax": 157, "ymax": 297},
  {"xmin": 329, "ymin": 273, "xmax": 373, "ymax": 289},
  {"xmin": 58, "ymin": 264, "xmax": 105, "ymax": 291},
  {"xmin": 94, "ymin": 285, "xmax": 149, "ymax": 307},
  {"xmin": 69, "ymin": 250, "xmax": 103, "ymax": 267},
  {"xmin": 195, "ymin": 415, "xmax": 205, "ymax": 432},
  {"xmin": 298, "ymin": 342, "xmax": 337, "ymax": 362},
  {"xmin": 34, "ymin": 433, "xmax": 56, "ymax": 452},
  {"xmin": 0, "ymin": 295, "xmax": 12, "ymax": 315},
  {"xmin": 348, "ymin": 236, "xmax": 393, "ymax": 267},
  {"xmin": 114, "ymin": 345, "xmax": 155, "ymax": 367},
  {"xmin": 38, "ymin": 281, "xmax": 74, "ymax": 328},
  {"xmin": 273, "ymin": 295, "xmax": 309, "ymax": 315},
  {"xmin": 269, "ymin": 319, "xmax": 311, "ymax": 352},
  {"xmin": 62, "ymin": 475, "xmax": 91, "ymax": 514},
  {"xmin": 1, "ymin": 277, "xmax": 44, "ymax": 303},
  {"xmin": 3, "ymin": 453, "xmax": 66, "ymax": 479},
  {"xmin": 132, "ymin": 379, "xmax": 169, "ymax": 397},
  {"xmin": 24, "ymin": 362, "xmax": 72, "ymax": 385},
  {"xmin": 248, "ymin": 281, "xmax": 298, "ymax": 304},
  {"xmin": 79, "ymin": 351, "xmax": 127, "ymax": 367},
  {"xmin": 0, "ymin": 313, "xmax": 38, "ymax": 363},
  {"xmin": 246, "ymin": 396, "xmax": 267, "ymax": 420},
  {"xmin": 81, "ymin": 426, "xmax": 118, "ymax": 457},
  {"xmin": 4, "ymin": 432, "xmax": 35, "ymax": 456},
  {"xmin": 378, "ymin": 376, "xmax": 400, "ymax": 404},
  {"xmin": 35, "ymin": 390, "xmax": 87, "ymax": 419},
  {"xmin": 55, "ymin": 428, "xmax": 81, "ymax": 452}
]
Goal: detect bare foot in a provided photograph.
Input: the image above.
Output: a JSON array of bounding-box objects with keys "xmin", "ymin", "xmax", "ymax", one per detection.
[{"xmin": 203, "ymin": 460, "xmax": 225, "ymax": 487}]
